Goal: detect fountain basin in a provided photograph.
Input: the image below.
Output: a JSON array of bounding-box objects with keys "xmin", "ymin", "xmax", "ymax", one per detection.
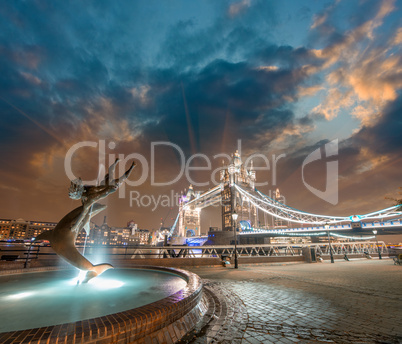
[{"xmin": 0, "ymin": 266, "xmax": 206, "ymax": 344}]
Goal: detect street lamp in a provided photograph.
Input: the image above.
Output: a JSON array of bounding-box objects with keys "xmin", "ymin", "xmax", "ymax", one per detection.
[
  {"xmin": 325, "ymin": 223, "xmax": 334, "ymax": 263},
  {"xmin": 24, "ymin": 237, "xmax": 35, "ymax": 268},
  {"xmin": 372, "ymin": 230, "xmax": 382, "ymax": 259},
  {"xmin": 232, "ymin": 210, "xmax": 239, "ymax": 269}
]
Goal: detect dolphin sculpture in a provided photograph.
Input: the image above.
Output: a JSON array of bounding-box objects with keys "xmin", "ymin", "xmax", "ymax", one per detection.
[
  {"xmin": 36, "ymin": 203, "xmax": 112, "ymax": 283},
  {"xmin": 36, "ymin": 159, "xmax": 135, "ymax": 283}
]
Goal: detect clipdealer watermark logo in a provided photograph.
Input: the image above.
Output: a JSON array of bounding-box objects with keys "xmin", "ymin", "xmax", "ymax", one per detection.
[
  {"xmin": 64, "ymin": 139, "xmax": 339, "ymax": 209},
  {"xmin": 302, "ymin": 139, "xmax": 339, "ymax": 205}
]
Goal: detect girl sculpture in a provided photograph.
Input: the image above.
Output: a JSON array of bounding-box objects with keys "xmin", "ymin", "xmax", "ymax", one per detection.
[{"xmin": 36, "ymin": 159, "xmax": 135, "ymax": 283}]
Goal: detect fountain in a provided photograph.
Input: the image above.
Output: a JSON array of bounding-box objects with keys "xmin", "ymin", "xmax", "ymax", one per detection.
[
  {"xmin": 0, "ymin": 160, "xmax": 207, "ymax": 343},
  {"xmin": 0, "ymin": 266, "xmax": 205, "ymax": 343}
]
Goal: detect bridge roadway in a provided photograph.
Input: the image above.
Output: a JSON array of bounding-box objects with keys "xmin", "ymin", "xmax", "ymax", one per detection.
[
  {"xmin": 239, "ymin": 219, "xmax": 402, "ymax": 236},
  {"xmin": 183, "ymin": 220, "xmax": 402, "ymax": 245}
]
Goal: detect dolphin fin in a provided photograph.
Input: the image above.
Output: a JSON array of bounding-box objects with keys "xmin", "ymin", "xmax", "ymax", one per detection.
[{"xmin": 35, "ymin": 230, "xmax": 53, "ymax": 242}]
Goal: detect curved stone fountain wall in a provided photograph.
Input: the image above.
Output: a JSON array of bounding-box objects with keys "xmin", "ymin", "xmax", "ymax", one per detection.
[{"xmin": 0, "ymin": 266, "xmax": 207, "ymax": 344}]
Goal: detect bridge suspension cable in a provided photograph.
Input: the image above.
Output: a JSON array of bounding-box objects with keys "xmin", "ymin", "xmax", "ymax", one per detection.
[
  {"xmin": 169, "ymin": 212, "xmax": 180, "ymax": 236},
  {"xmin": 234, "ymin": 184, "xmax": 402, "ymax": 225},
  {"xmin": 183, "ymin": 185, "xmax": 222, "ymax": 209}
]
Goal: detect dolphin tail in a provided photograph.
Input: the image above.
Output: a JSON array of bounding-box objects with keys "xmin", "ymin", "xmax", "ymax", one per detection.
[
  {"xmin": 93, "ymin": 263, "xmax": 114, "ymax": 275},
  {"xmin": 82, "ymin": 263, "xmax": 114, "ymax": 283}
]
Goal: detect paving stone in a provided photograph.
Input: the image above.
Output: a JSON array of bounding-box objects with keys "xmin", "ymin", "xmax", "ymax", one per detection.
[{"xmin": 186, "ymin": 259, "xmax": 402, "ymax": 344}]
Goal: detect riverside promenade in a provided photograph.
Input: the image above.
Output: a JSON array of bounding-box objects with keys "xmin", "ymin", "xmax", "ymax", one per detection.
[{"xmin": 185, "ymin": 259, "xmax": 402, "ymax": 344}]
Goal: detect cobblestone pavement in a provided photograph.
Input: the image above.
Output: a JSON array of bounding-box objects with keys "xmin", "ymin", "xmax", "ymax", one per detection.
[
  {"xmin": 186, "ymin": 283, "xmax": 248, "ymax": 344},
  {"xmin": 186, "ymin": 259, "xmax": 402, "ymax": 344}
]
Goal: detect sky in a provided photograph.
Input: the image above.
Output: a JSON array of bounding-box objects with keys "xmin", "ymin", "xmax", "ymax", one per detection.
[{"xmin": 0, "ymin": 0, "xmax": 401, "ymax": 239}]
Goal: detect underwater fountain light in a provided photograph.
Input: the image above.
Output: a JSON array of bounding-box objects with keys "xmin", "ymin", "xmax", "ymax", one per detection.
[
  {"xmin": 76, "ymin": 270, "xmax": 87, "ymax": 284},
  {"xmin": 6, "ymin": 292, "xmax": 35, "ymax": 300},
  {"xmin": 89, "ymin": 278, "xmax": 124, "ymax": 289}
]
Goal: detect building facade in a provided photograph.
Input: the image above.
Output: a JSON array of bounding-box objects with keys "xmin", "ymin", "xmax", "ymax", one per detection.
[
  {"xmin": 0, "ymin": 218, "xmax": 57, "ymax": 240},
  {"xmin": 0, "ymin": 216, "xmax": 149, "ymax": 246}
]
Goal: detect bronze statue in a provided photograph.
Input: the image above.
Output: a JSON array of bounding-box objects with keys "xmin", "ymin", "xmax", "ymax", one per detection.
[{"xmin": 36, "ymin": 159, "xmax": 135, "ymax": 283}]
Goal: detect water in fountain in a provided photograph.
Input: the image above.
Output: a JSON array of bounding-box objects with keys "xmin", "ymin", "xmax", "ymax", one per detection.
[{"xmin": 0, "ymin": 269, "xmax": 187, "ymax": 332}]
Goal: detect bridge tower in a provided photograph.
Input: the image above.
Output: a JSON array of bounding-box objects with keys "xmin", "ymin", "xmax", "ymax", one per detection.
[
  {"xmin": 220, "ymin": 150, "xmax": 257, "ymax": 231},
  {"xmin": 177, "ymin": 185, "xmax": 201, "ymax": 237}
]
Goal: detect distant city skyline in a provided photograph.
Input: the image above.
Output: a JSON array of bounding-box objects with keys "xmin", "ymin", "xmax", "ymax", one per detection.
[
  {"xmin": 0, "ymin": 1, "xmax": 401, "ymax": 232},
  {"xmin": 0, "ymin": 217, "xmax": 152, "ymax": 246}
]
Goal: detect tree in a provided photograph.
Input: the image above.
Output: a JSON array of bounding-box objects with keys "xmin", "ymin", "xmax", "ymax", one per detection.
[{"xmin": 385, "ymin": 187, "xmax": 402, "ymax": 210}]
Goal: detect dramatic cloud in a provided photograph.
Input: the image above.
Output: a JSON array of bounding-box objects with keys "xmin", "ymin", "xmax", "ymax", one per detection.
[
  {"xmin": 309, "ymin": 0, "xmax": 401, "ymax": 125},
  {"xmin": 0, "ymin": 0, "xmax": 400, "ymax": 231}
]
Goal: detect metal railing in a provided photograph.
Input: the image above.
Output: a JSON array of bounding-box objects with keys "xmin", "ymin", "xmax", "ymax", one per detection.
[
  {"xmin": 0, "ymin": 241, "xmax": 388, "ymax": 266},
  {"xmin": 130, "ymin": 241, "xmax": 387, "ymax": 259},
  {"xmin": 311, "ymin": 241, "xmax": 387, "ymax": 255}
]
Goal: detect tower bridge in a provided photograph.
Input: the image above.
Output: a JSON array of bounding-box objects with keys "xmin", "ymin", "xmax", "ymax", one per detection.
[{"xmin": 167, "ymin": 151, "xmax": 402, "ymax": 244}]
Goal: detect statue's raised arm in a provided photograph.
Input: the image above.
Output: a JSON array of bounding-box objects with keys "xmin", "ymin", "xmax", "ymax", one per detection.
[{"xmin": 70, "ymin": 159, "xmax": 136, "ymax": 234}]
